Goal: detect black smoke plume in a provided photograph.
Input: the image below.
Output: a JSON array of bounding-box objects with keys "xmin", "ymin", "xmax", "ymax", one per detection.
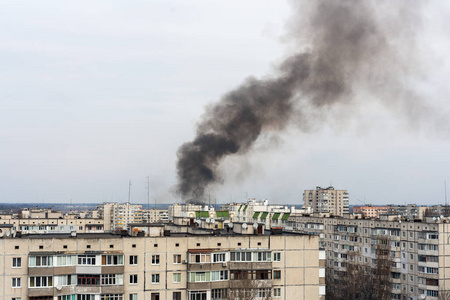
[{"xmin": 176, "ymin": 0, "xmax": 422, "ymax": 203}]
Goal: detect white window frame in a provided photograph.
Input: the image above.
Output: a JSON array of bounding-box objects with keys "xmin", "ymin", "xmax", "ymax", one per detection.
[
  {"xmin": 12, "ymin": 257, "xmax": 22, "ymax": 268},
  {"xmin": 129, "ymin": 255, "xmax": 138, "ymax": 265},
  {"xmin": 173, "ymin": 273, "xmax": 181, "ymax": 283},
  {"xmin": 152, "ymin": 255, "xmax": 160, "ymax": 265},
  {"xmin": 129, "ymin": 274, "xmax": 138, "ymax": 285},
  {"xmin": 151, "ymin": 273, "xmax": 160, "ymax": 284},
  {"xmin": 12, "ymin": 277, "xmax": 21, "ymax": 288}
]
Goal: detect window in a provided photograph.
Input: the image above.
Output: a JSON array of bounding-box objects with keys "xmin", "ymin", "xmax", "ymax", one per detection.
[
  {"xmin": 101, "ymin": 274, "xmax": 124, "ymax": 285},
  {"xmin": 63, "ymin": 245, "xmax": 68, "ymax": 249},
  {"xmin": 29, "ymin": 256, "xmax": 53, "ymax": 267},
  {"xmin": 230, "ymin": 252, "xmax": 252, "ymax": 262},
  {"xmin": 189, "ymin": 291, "xmax": 207, "ymax": 300},
  {"xmin": 257, "ymin": 252, "xmax": 271, "ymax": 262},
  {"xmin": 154, "ymin": 244, "xmax": 158, "ymax": 248},
  {"xmin": 109, "ymin": 244, "xmax": 114, "ymax": 249},
  {"xmin": 29, "ymin": 276, "xmax": 53, "ymax": 288},
  {"xmin": 56, "ymin": 275, "xmax": 76, "ymax": 286},
  {"xmin": 274, "ymin": 288, "xmax": 281, "ymax": 297},
  {"xmin": 129, "ymin": 255, "xmax": 138, "ymax": 265},
  {"xmin": 173, "ymin": 254, "xmax": 181, "ymax": 264},
  {"xmin": 213, "ymin": 253, "xmax": 225, "ymax": 262},
  {"xmin": 196, "ymin": 243, "xmax": 200, "ymax": 246},
  {"xmin": 77, "ymin": 274, "xmax": 100, "ymax": 285},
  {"xmin": 39, "ymin": 245, "xmax": 44, "ymax": 249},
  {"xmin": 76, "ymin": 297, "xmax": 94, "ymax": 300},
  {"xmin": 12, "ymin": 277, "xmax": 21, "ymax": 288},
  {"xmin": 175, "ymin": 243, "xmax": 179, "ymax": 247},
  {"xmin": 173, "ymin": 292, "xmax": 181, "ymax": 300},
  {"xmin": 273, "ymin": 270, "xmax": 281, "ymax": 279},
  {"xmin": 190, "ymin": 272, "xmax": 207, "ymax": 282},
  {"xmin": 129, "ymin": 294, "xmax": 137, "ymax": 300},
  {"xmin": 132, "ymin": 244, "xmax": 136, "ymax": 248},
  {"xmin": 173, "ymin": 273, "xmax": 181, "ymax": 283},
  {"xmin": 129, "ymin": 274, "xmax": 138, "ymax": 284},
  {"xmin": 152, "ymin": 255, "xmax": 160, "ymax": 265},
  {"xmin": 151, "ymin": 293, "xmax": 160, "ymax": 300},
  {"xmin": 102, "ymin": 255, "xmax": 123, "ymax": 266},
  {"xmin": 211, "ymin": 270, "xmax": 228, "ymax": 281},
  {"xmin": 78, "ymin": 255, "xmax": 96, "ymax": 265},
  {"xmin": 151, "ymin": 274, "xmax": 160, "ymax": 284},
  {"xmin": 12, "ymin": 257, "xmax": 22, "ymax": 268},
  {"xmin": 211, "ymin": 289, "xmax": 227, "ymax": 299},
  {"xmin": 56, "ymin": 255, "xmax": 77, "ymax": 266},
  {"xmin": 273, "ymin": 252, "xmax": 281, "ymax": 262},
  {"xmin": 101, "ymin": 295, "xmax": 123, "ymax": 300},
  {"xmin": 15, "ymin": 246, "xmax": 19, "ymax": 250}
]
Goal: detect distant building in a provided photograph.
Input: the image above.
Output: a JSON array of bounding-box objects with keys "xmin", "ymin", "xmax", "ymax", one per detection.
[
  {"xmin": 303, "ymin": 186, "xmax": 349, "ymax": 216},
  {"xmin": 142, "ymin": 208, "xmax": 169, "ymax": 223},
  {"xmin": 97, "ymin": 202, "xmax": 143, "ymax": 231},
  {"xmin": 353, "ymin": 205, "xmax": 387, "ymax": 218}
]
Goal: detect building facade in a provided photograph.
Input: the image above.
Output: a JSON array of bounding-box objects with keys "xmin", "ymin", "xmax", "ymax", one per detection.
[
  {"xmin": 289, "ymin": 214, "xmax": 450, "ymax": 299},
  {"xmin": 353, "ymin": 205, "xmax": 388, "ymax": 218},
  {"xmin": 0, "ymin": 224, "xmax": 324, "ymax": 300},
  {"xmin": 97, "ymin": 203, "xmax": 143, "ymax": 231},
  {"xmin": 303, "ymin": 186, "xmax": 349, "ymax": 216}
]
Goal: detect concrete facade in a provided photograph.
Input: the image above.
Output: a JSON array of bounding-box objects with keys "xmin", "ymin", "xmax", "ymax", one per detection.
[{"xmin": 0, "ymin": 226, "xmax": 324, "ymax": 300}]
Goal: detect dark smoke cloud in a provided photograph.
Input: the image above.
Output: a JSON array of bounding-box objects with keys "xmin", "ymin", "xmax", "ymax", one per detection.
[{"xmin": 176, "ymin": 0, "xmax": 422, "ymax": 203}]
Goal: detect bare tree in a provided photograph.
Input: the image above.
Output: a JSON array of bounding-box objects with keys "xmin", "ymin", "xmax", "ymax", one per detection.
[
  {"xmin": 439, "ymin": 290, "xmax": 450, "ymax": 300},
  {"xmin": 326, "ymin": 236, "xmax": 393, "ymax": 300}
]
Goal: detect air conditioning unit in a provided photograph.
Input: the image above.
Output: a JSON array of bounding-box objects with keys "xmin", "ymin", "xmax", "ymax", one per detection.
[
  {"xmin": 222, "ymin": 262, "xmax": 227, "ymax": 267},
  {"xmin": 182, "ymin": 260, "xmax": 187, "ymax": 264}
]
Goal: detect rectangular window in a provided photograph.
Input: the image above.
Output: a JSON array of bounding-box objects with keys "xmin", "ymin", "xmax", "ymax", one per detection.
[
  {"xmin": 129, "ymin": 255, "xmax": 138, "ymax": 265},
  {"xmin": 12, "ymin": 277, "xmax": 21, "ymax": 288},
  {"xmin": 151, "ymin": 274, "xmax": 160, "ymax": 284},
  {"xmin": 213, "ymin": 253, "xmax": 226, "ymax": 262},
  {"xmin": 152, "ymin": 255, "xmax": 160, "ymax": 265},
  {"xmin": 100, "ymin": 295, "xmax": 123, "ymax": 300},
  {"xmin": 172, "ymin": 292, "xmax": 181, "ymax": 300},
  {"xmin": 151, "ymin": 293, "xmax": 160, "ymax": 300},
  {"xmin": 173, "ymin": 273, "xmax": 181, "ymax": 283},
  {"xmin": 273, "ymin": 252, "xmax": 281, "ymax": 262},
  {"xmin": 78, "ymin": 255, "xmax": 97, "ymax": 265},
  {"xmin": 129, "ymin": 294, "xmax": 137, "ymax": 300},
  {"xmin": 101, "ymin": 274, "xmax": 124, "ymax": 285},
  {"xmin": 211, "ymin": 289, "xmax": 227, "ymax": 299},
  {"xmin": 101, "ymin": 255, "xmax": 123, "ymax": 266},
  {"xmin": 211, "ymin": 270, "xmax": 228, "ymax": 281},
  {"xmin": 56, "ymin": 275, "xmax": 76, "ymax": 286},
  {"xmin": 273, "ymin": 270, "xmax": 281, "ymax": 279},
  {"xmin": 56, "ymin": 255, "xmax": 77, "ymax": 266},
  {"xmin": 173, "ymin": 254, "xmax": 181, "ymax": 264},
  {"xmin": 12, "ymin": 257, "xmax": 22, "ymax": 268},
  {"xmin": 29, "ymin": 256, "xmax": 53, "ymax": 267},
  {"xmin": 29, "ymin": 276, "xmax": 53, "ymax": 288},
  {"xmin": 274, "ymin": 288, "xmax": 281, "ymax": 297},
  {"xmin": 78, "ymin": 296, "xmax": 96, "ymax": 300},
  {"xmin": 130, "ymin": 274, "xmax": 138, "ymax": 284},
  {"xmin": 77, "ymin": 274, "xmax": 100, "ymax": 285}
]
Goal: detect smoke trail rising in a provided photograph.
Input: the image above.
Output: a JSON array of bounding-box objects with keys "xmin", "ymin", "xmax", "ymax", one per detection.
[{"xmin": 176, "ymin": 0, "xmax": 422, "ymax": 203}]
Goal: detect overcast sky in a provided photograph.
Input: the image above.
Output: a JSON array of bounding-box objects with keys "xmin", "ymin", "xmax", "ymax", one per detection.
[{"xmin": 1, "ymin": 1, "xmax": 449, "ymax": 206}]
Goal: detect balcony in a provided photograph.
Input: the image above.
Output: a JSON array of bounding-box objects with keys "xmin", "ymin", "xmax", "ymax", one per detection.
[{"xmin": 28, "ymin": 287, "xmax": 53, "ymax": 297}]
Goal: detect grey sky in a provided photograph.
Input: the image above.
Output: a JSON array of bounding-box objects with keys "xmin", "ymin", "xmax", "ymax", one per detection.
[{"xmin": 1, "ymin": 1, "xmax": 449, "ymax": 206}]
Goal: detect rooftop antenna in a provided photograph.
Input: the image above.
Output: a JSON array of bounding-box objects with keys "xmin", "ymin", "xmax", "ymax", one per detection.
[
  {"xmin": 146, "ymin": 176, "xmax": 150, "ymax": 210},
  {"xmin": 128, "ymin": 180, "xmax": 132, "ymax": 203}
]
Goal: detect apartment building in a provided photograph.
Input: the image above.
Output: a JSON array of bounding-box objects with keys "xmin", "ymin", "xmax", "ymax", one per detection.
[
  {"xmin": 97, "ymin": 202, "xmax": 143, "ymax": 231},
  {"xmin": 289, "ymin": 214, "xmax": 450, "ymax": 299},
  {"xmin": 0, "ymin": 223, "xmax": 324, "ymax": 300},
  {"xmin": 303, "ymin": 186, "xmax": 349, "ymax": 216},
  {"xmin": 142, "ymin": 208, "xmax": 169, "ymax": 223},
  {"xmin": 353, "ymin": 205, "xmax": 388, "ymax": 218}
]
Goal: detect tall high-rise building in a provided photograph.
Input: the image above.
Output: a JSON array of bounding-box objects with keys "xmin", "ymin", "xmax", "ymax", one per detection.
[{"xmin": 303, "ymin": 186, "xmax": 349, "ymax": 216}]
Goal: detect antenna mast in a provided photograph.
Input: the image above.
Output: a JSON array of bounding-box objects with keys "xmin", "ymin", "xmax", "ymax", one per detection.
[{"xmin": 128, "ymin": 180, "xmax": 132, "ymax": 203}]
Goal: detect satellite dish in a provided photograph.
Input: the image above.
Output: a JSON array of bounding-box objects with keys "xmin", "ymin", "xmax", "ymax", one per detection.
[
  {"xmin": 195, "ymin": 220, "xmax": 201, "ymax": 226},
  {"xmin": 441, "ymin": 215, "xmax": 445, "ymax": 219},
  {"xmin": 253, "ymin": 223, "xmax": 258, "ymax": 229},
  {"xmin": 228, "ymin": 222, "xmax": 234, "ymax": 228},
  {"xmin": 56, "ymin": 284, "xmax": 62, "ymax": 291},
  {"xmin": 6, "ymin": 231, "xmax": 10, "ymax": 237},
  {"xmin": 433, "ymin": 217, "xmax": 437, "ymax": 221},
  {"xmin": 242, "ymin": 223, "xmax": 248, "ymax": 229},
  {"xmin": 206, "ymin": 218, "xmax": 210, "ymax": 223},
  {"xmin": 210, "ymin": 218, "xmax": 215, "ymax": 224}
]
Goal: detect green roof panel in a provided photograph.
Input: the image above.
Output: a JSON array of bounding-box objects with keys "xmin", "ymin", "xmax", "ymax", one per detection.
[
  {"xmin": 216, "ymin": 211, "xmax": 230, "ymax": 218},
  {"xmin": 252, "ymin": 212, "xmax": 260, "ymax": 219},
  {"xmin": 281, "ymin": 213, "xmax": 291, "ymax": 220},
  {"xmin": 195, "ymin": 211, "xmax": 209, "ymax": 218},
  {"xmin": 260, "ymin": 212, "xmax": 269, "ymax": 219},
  {"xmin": 272, "ymin": 213, "xmax": 281, "ymax": 220}
]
